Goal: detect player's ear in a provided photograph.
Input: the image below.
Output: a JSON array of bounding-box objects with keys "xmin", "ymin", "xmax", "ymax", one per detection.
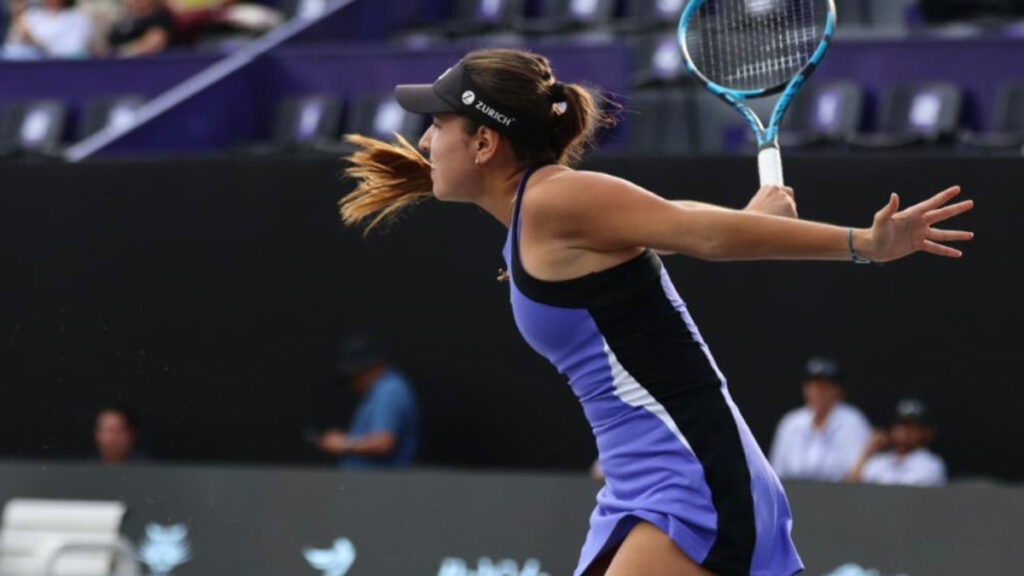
[{"xmin": 474, "ymin": 125, "xmax": 500, "ymax": 165}]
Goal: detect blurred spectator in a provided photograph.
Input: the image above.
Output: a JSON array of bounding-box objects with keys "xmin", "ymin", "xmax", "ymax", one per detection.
[
  {"xmin": 847, "ymin": 398, "xmax": 947, "ymax": 487},
  {"xmin": 102, "ymin": 0, "xmax": 175, "ymax": 57},
  {"xmin": 769, "ymin": 357, "xmax": 872, "ymax": 482},
  {"xmin": 2, "ymin": 0, "xmax": 92, "ymax": 59},
  {"xmin": 167, "ymin": 0, "xmax": 279, "ymax": 47},
  {"xmin": 0, "ymin": 0, "xmax": 23, "ymax": 44},
  {"xmin": 315, "ymin": 335, "xmax": 419, "ymax": 469},
  {"xmin": 79, "ymin": 0, "xmax": 126, "ymax": 54},
  {"xmin": 94, "ymin": 405, "xmax": 147, "ymax": 464}
]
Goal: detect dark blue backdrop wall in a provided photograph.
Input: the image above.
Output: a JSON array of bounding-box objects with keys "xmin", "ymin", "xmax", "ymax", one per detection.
[{"xmin": 0, "ymin": 154, "xmax": 1015, "ymax": 479}]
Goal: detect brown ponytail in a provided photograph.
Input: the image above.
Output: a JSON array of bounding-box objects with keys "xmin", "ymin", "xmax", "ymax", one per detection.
[
  {"xmin": 550, "ymin": 82, "xmax": 617, "ymax": 167},
  {"xmin": 338, "ymin": 133, "xmax": 432, "ymax": 236}
]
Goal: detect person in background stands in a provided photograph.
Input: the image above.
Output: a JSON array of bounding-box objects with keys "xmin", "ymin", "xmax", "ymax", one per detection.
[
  {"xmin": 770, "ymin": 357, "xmax": 872, "ymax": 482},
  {"xmin": 315, "ymin": 335, "xmax": 419, "ymax": 469}
]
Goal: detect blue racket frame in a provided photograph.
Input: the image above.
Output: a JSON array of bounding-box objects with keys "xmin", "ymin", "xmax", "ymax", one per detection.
[{"xmin": 677, "ymin": 0, "xmax": 837, "ymax": 152}]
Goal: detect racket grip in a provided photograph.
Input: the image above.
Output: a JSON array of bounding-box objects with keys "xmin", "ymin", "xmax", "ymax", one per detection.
[{"xmin": 757, "ymin": 146, "xmax": 785, "ymax": 187}]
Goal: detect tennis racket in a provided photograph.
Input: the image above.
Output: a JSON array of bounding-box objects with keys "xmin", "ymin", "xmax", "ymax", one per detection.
[{"xmin": 678, "ymin": 0, "xmax": 837, "ymax": 186}]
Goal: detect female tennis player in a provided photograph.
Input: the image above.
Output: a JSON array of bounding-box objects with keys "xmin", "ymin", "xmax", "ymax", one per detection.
[{"xmin": 338, "ymin": 49, "xmax": 973, "ymax": 576}]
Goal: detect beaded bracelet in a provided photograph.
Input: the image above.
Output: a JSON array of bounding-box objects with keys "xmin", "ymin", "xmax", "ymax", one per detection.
[{"xmin": 848, "ymin": 228, "xmax": 873, "ymax": 264}]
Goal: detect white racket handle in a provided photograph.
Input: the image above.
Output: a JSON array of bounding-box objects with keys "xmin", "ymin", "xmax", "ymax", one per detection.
[{"xmin": 758, "ymin": 146, "xmax": 785, "ymax": 187}]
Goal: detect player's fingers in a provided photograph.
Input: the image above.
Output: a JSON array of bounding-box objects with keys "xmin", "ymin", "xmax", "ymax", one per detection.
[
  {"xmin": 911, "ymin": 185, "xmax": 961, "ymax": 212},
  {"xmin": 928, "ymin": 229, "xmax": 974, "ymax": 242},
  {"xmin": 924, "ymin": 199, "xmax": 974, "ymax": 224},
  {"xmin": 922, "ymin": 239, "xmax": 963, "ymax": 258}
]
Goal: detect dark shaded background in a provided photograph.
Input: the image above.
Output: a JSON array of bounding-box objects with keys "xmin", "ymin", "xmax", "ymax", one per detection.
[{"xmin": 0, "ymin": 155, "xmax": 1014, "ymax": 479}]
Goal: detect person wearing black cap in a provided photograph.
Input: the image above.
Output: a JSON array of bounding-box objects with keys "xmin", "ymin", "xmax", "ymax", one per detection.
[
  {"xmin": 846, "ymin": 398, "xmax": 946, "ymax": 487},
  {"xmin": 337, "ymin": 46, "xmax": 972, "ymax": 576},
  {"xmin": 769, "ymin": 357, "xmax": 872, "ymax": 482},
  {"xmin": 314, "ymin": 335, "xmax": 418, "ymax": 469}
]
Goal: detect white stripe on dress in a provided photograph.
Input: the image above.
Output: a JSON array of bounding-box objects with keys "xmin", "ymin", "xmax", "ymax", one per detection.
[{"xmin": 603, "ymin": 339, "xmax": 694, "ymax": 452}]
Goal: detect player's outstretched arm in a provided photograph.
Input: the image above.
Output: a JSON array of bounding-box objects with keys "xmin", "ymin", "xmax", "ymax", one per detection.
[{"xmin": 531, "ymin": 172, "xmax": 972, "ymax": 263}]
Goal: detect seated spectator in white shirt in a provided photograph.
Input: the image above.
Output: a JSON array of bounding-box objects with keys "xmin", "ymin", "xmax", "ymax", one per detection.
[
  {"xmin": 769, "ymin": 357, "xmax": 872, "ymax": 482},
  {"xmin": 2, "ymin": 0, "xmax": 92, "ymax": 59},
  {"xmin": 847, "ymin": 398, "xmax": 947, "ymax": 487}
]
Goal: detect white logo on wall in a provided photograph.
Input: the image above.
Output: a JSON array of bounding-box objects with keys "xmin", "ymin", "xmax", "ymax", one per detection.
[
  {"xmin": 137, "ymin": 523, "xmax": 191, "ymax": 576},
  {"xmin": 438, "ymin": 556, "xmax": 549, "ymax": 576},
  {"xmin": 462, "ymin": 91, "xmax": 476, "ymax": 105},
  {"xmin": 304, "ymin": 538, "xmax": 357, "ymax": 576},
  {"xmin": 826, "ymin": 563, "xmax": 912, "ymax": 576}
]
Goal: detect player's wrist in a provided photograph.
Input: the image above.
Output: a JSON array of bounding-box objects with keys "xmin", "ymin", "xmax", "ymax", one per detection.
[{"xmin": 849, "ymin": 228, "xmax": 874, "ymax": 264}]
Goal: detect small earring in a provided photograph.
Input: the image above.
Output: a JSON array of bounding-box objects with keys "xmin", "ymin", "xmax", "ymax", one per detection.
[{"xmin": 474, "ymin": 156, "xmax": 481, "ymax": 167}]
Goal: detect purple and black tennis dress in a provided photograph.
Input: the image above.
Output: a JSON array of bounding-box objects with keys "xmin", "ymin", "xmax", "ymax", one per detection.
[{"xmin": 502, "ymin": 168, "xmax": 804, "ymax": 576}]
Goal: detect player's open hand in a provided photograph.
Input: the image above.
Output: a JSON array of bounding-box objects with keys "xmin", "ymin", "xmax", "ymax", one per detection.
[
  {"xmin": 863, "ymin": 186, "xmax": 974, "ymax": 263},
  {"xmin": 745, "ymin": 185, "xmax": 797, "ymax": 219}
]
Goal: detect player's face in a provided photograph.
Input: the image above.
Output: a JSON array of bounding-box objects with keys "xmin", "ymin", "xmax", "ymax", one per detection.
[{"xmin": 419, "ymin": 114, "xmax": 479, "ymax": 202}]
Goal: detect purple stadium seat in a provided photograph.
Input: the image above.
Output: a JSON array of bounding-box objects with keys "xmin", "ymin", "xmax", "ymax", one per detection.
[
  {"xmin": 234, "ymin": 94, "xmax": 341, "ymax": 156},
  {"xmin": 836, "ymin": 0, "xmax": 870, "ymax": 29},
  {"xmin": 0, "ymin": 99, "xmax": 67, "ymax": 158},
  {"xmin": 419, "ymin": 0, "xmax": 526, "ymax": 38},
  {"xmin": 625, "ymin": 87, "xmax": 695, "ymax": 155},
  {"xmin": 867, "ymin": 0, "xmax": 921, "ymax": 31},
  {"xmin": 346, "ymin": 93, "xmax": 426, "ymax": 145},
  {"xmin": 616, "ymin": 0, "xmax": 685, "ymax": 33},
  {"xmin": 849, "ymin": 83, "xmax": 964, "ymax": 148},
  {"xmin": 290, "ymin": 96, "xmax": 341, "ymax": 145},
  {"xmin": 78, "ymin": 95, "xmax": 147, "ymax": 141},
  {"xmin": 777, "ymin": 81, "xmax": 865, "ymax": 148},
  {"xmin": 631, "ymin": 32, "xmax": 689, "ymax": 87},
  {"xmin": 958, "ymin": 83, "xmax": 1024, "ymax": 150},
  {"xmin": 516, "ymin": 0, "xmax": 618, "ymax": 35}
]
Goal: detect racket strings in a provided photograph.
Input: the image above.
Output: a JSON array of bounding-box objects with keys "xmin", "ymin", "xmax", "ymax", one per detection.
[{"xmin": 686, "ymin": 0, "xmax": 826, "ymax": 92}]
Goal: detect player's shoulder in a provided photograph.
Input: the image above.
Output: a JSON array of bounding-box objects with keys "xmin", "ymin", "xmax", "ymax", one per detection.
[
  {"xmin": 527, "ymin": 167, "xmax": 659, "ymax": 223},
  {"xmin": 527, "ymin": 168, "xmax": 627, "ymax": 204},
  {"xmin": 533, "ymin": 167, "xmax": 620, "ymax": 188},
  {"xmin": 519, "ymin": 168, "xmax": 627, "ymax": 229}
]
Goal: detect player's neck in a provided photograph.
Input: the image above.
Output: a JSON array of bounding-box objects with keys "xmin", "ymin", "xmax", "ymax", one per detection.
[{"xmin": 476, "ymin": 166, "xmax": 527, "ymax": 228}]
